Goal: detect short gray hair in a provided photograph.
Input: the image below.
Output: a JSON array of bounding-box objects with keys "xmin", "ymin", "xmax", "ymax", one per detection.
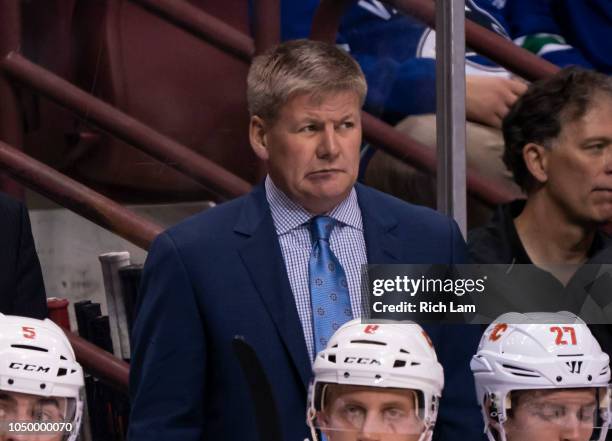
[{"xmin": 247, "ymin": 39, "xmax": 367, "ymax": 121}]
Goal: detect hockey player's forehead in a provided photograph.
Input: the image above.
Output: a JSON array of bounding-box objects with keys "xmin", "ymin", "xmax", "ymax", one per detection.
[
  {"xmin": 516, "ymin": 387, "xmax": 595, "ymax": 402},
  {"xmin": 0, "ymin": 390, "xmax": 64, "ymax": 411}
]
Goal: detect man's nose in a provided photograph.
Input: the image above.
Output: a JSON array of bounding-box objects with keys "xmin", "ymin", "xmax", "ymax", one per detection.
[
  {"xmin": 5, "ymin": 425, "xmax": 38, "ymax": 441},
  {"xmin": 604, "ymin": 148, "xmax": 612, "ymax": 174},
  {"xmin": 6, "ymin": 434, "xmax": 38, "ymax": 441},
  {"xmin": 356, "ymin": 413, "xmax": 385, "ymax": 441},
  {"xmin": 317, "ymin": 125, "xmax": 340, "ymax": 160},
  {"xmin": 559, "ymin": 414, "xmax": 586, "ymax": 441},
  {"xmin": 5, "ymin": 411, "xmax": 38, "ymax": 441}
]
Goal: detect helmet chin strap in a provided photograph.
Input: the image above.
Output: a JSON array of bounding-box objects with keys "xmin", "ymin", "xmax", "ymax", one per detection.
[
  {"xmin": 307, "ymin": 407, "xmax": 320, "ymax": 441},
  {"xmin": 416, "ymin": 426, "xmax": 434, "ymax": 441}
]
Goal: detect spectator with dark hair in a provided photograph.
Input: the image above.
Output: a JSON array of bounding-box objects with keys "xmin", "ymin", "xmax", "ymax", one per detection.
[
  {"xmin": 0, "ymin": 192, "xmax": 47, "ymax": 318},
  {"xmin": 468, "ymin": 66, "xmax": 612, "ymax": 408},
  {"xmin": 469, "ymin": 66, "xmax": 612, "ymax": 268}
]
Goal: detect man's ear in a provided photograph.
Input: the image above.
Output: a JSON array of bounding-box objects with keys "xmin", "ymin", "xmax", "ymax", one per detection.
[
  {"xmin": 250, "ymin": 115, "xmax": 269, "ymax": 161},
  {"xmin": 522, "ymin": 142, "xmax": 549, "ymax": 185}
]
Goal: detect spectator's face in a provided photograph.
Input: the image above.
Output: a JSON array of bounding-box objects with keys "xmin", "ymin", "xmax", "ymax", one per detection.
[
  {"xmin": 540, "ymin": 95, "xmax": 612, "ymax": 225},
  {"xmin": 0, "ymin": 391, "xmax": 66, "ymax": 441},
  {"xmin": 318, "ymin": 385, "xmax": 424, "ymax": 441},
  {"xmin": 251, "ymin": 90, "xmax": 362, "ymax": 214},
  {"xmin": 503, "ymin": 389, "xmax": 598, "ymax": 441}
]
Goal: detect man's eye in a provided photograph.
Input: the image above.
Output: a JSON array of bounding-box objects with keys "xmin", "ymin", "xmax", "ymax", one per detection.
[
  {"xmin": 578, "ymin": 406, "xmax": 597, "ymax": 422},
  {"xmin": 586, "ymin": 143, "xmax": 607, "ymax": 151},
  {"xmin": 300, "ymin": 125, "xmax": 317, "ymax": 133},
  {"xmin": 32, "ymin": 409, "xmax": 45, "ymax": 421},
  {"xmin": 537, "ymin": 405, "xmax": 565, "ymax": 420},
  {"xmin": 345, "ymin": 405, "xmax": 364, "ymax": 416},
  {"xmin": 342, "ymin": 404, "xmax": 366, "ymax": 422},
  {"xmin": 339, "ymin": 121, "xmax": 354, "ymax": 129},
  {"xmin": 384, "ymin": 407, "xmax": 406, "ymax": 420},
  {"xmin": 32, "ymin": 408, "xmax": 59, "ymax": 422}
]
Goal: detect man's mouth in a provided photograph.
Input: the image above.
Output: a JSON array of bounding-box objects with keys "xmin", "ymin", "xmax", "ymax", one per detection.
[
  {"xmin": 307, "ymin": 169, "xmax": 343, "ymax": 176},
  {"xmin": 592, "ymin": 188, "xmax": 612, "ymax": 201}
]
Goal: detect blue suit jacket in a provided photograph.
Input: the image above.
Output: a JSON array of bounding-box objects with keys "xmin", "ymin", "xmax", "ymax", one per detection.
[{"xmin": 128, "ymin": 183, "xmax": 481, "ymax": 441}]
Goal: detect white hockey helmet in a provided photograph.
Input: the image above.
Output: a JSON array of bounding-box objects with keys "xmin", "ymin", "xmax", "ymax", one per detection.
[
  {"xmin": 307, "ymin": 319, "xmax": 444, "ymax": 441},
  {"xmin": 0, "ymin": 313, "xmax": 84, "ymax": 441},
  {"xmin": 471, "ymin": 312, "xmax": 611, "ymax": 441}
]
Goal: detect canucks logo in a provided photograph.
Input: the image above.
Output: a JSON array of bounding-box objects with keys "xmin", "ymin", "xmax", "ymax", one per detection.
[
  {"xmin": 416, "ymin": 0, "xmax": 510, "ymax": 74},
  {"xmin": 356, "ymin": 0, "xmax": 398, "ymax": 20}
]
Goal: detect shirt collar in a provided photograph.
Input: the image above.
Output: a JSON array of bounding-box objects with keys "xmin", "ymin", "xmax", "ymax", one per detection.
[{"xmin": 265, "ymin": 175, "xmax": 363, "ymax": 235}]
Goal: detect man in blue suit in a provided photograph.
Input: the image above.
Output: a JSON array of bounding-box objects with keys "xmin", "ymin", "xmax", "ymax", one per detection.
[{"xmin": 129, "ymin": 39, "xmax": 473, "ymax": 441}]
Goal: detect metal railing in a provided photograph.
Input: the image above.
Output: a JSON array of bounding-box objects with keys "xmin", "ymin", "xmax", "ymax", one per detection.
[
  {"xmin": 0, "ymin": 0, "xmax": 23, "ymax": 199},
  {"xmin": 385, "ymin": 0, "xmax": 560, "ymax": 81},
  {"xmin": 309, "ymin": 0, "xmax": 563, "ymax": 207},
  {"xmin": 0, "ymin": 53, "xmax": 252, "ymax": 201},
  {"xmin": 0, "ymin": 140, "xmax": 162, "ymax": 249},
  {"xmin": 133, "ymin": 0, "xmax": 254, "ymax": 61},
  {"xmin": 360, "ymin": 113, "xmax": 519, "ymax": 203},
  {"xmin": 132, "ymin": 0, "xmax": 524, "ymax": 206},
  {"xmin": 311, "ymin": 0, "xmax": 559, "ymax": 82},
  {"xmin": 66, "ymin": 332, "xmax": 130, "ymax": 392}
]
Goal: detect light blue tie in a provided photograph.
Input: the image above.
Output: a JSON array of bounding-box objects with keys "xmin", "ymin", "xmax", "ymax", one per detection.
[{"xmin": 309, "ymin": 216, "xmax": 353, "ymax": 358}]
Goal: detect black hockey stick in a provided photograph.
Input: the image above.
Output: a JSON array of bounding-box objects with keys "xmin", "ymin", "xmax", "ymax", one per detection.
[{"xmin": 233, "ymin": 336, "xmax": 284, "ymax": 441}]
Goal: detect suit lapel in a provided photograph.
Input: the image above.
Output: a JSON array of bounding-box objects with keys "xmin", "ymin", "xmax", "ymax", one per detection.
[
  {"xmin": 233, "ymin": 184, "xmax": 403, "ymax": 388},
  {"xmin": 356, "ymin": 184, "xmax": 402, "ymax": 264},
  {"xmin": 235, "ymin": 185, "xmax": 312, "ymax": 387}
]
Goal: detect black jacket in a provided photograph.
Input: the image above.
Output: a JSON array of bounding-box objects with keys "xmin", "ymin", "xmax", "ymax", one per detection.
[
  {"xmin": 0, "ymin": 193, "xmax": 47, "ymax": 318},
  {"xmin": 467, "ymin": 201, "xmax": 612, "ymax": 381},
  {"xmin": 468, "ymin": 200, "xmax": 612, "ymax": 264}
]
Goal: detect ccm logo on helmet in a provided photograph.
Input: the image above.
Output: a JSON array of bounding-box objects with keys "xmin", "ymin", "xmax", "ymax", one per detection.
[
  {"xmin": 344, "ymin": 357, "xmax": 381, "ymax": 365},
  {"xmin": 9, "ymin": 362, "xmax": 50, "ymax": 373}
]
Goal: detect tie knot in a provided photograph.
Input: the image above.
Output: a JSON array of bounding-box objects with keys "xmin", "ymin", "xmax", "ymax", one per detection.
[{"xmin": 310, "ymin": 216, "xmax": 336, "ymax": 242}]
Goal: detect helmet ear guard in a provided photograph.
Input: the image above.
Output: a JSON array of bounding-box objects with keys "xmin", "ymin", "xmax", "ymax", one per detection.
[{"xmin": 484, "ymin": 392, "xmax": 503, "ymax": 421}]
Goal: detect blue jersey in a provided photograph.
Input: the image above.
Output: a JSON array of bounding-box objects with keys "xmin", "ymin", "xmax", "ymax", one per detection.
[
  {"xmin": 505, "ymin": 0, "xmax": 612, "ymax": 74},
  {"xmin": 280, "ymin": 0, "xmax": 512, "ymax": 124}
]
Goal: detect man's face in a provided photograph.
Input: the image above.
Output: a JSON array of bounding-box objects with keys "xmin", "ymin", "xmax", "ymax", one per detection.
[
  {"xmin": 251, "ymin": 90, "xmax": 362, "ymax": 214},
  {"xmin": 0, "ymin": 391, "xmax": 67, "ymax": 441},
  {"xmin": 503, "ymin": 389, "xmax": 599, "ymax": 441},
  {"xmin": 318, "ymin": 385, "xmax": 425, "ymax": 441},
  {"xmin": 539, "ymin": 95, "xmax": 612, "ymax": 225}
]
